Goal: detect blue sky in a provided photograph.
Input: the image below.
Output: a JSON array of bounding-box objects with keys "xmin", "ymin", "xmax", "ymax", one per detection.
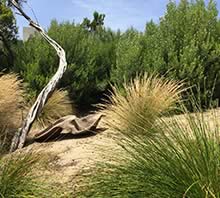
[{"xmin": 16, "ymin": 0, "xmax": 220, "ymax": 38}]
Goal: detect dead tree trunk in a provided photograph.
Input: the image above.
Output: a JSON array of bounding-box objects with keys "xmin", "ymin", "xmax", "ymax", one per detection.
[{"xmin": 10, "ymin": 0, "xmax": 67, "ymax": 152}]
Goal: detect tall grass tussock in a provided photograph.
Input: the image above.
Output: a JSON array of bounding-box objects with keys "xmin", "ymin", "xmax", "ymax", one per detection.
[
  {"xmin": 0, "ymin": 73, "xmax": 24, "ymax": 129},
  {"xmin": 0, "ymin": 73, "xmax": 24, "ymax": 152},
  {"xmin": 100, "ymin": 73, "xmax": 183, "ymax": 135},
  {"xmin": 30, "ymin": 89, "xmax": 75, "ymax": 128},
  {"xmin": 77, "ymin": 75, "xmax": 220, "ymax": 197},
  {"xmin": 0, "ymin": 152, "xmax": 73, "ymax": 197},
  {"xmin": 0, "ymin": 73, "xmax": 75, "ymax": 151},
  {"xmin": 0, "ymin": 153, "xmax": 47, "ymax": 198}
]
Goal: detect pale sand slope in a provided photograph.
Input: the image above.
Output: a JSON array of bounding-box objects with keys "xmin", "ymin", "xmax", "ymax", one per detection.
[
  {"xmin": 24, "ymin": 126, "xmax": 122, "ymax": 184},
  {"xmin": 21, "ymin": 108, "xmax": 220, "ymax": 185}
]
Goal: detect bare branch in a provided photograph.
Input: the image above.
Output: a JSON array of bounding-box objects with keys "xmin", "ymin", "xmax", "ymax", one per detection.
[{"xmin": 10, "ymin": 0, "xmax": 67, "ymax": 151}]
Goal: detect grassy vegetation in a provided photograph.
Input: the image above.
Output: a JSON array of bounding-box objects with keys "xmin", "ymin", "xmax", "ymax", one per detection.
[
  {"xmin": 0, "ymin": 73, "xmax": 75, "ymax": 197},
  {"xmin": 0, "ymin": 73, "xmax": 24, "ymax": 153},
  {"xmin": 0, "ymin": 152, "xmax": 72, "ymax": 198},
  {"xmin": 3, "ymin": 1, "xmax": 220, "ymax": 196},
  {"xmin": 100, "ymin": 74, "xmax": 184, "ymax": 135},
  {"xmin": 76, "ymin": 76, "xmax": 220, "ymax": 197},
  {"xmin": 0, "ymin": 72, "xmax": 75, "ymax": 152},
  {"xmin": 0, "ymin": 153, "xmax": 45, "ymax": 198},
  {"xmin": 0, "ymin": 70, "xmax": 219, "ymax": 198},
  {"xmin": 0, "ymin": 73, "xmax": 24, "ymax": 129},
  {"xmin": 29, "ymin": 89, "xmax": 75, "ymax": 129}
]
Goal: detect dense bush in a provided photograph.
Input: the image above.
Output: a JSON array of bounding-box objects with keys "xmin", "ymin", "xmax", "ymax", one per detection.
[
  {"xmin": 112, "ymin": 0, "xmax": 220, "ymax": 107},
  {"xmin": 11, "ymin": 0, "xmax": 220, "ymax": 110},
  {"xmin": 14, "ymin": 20, "xmax": 118, "ymax": 109},
  {"xmin": 111, "ymin": 28, "xmax": 142, "ymax": 85},
  {"xmin": 148, "ymin": 0, "xmax": 220, "ymax": 106},
  {"xmin": 0, "ymin": 1, "xmax": 17, "ymax": 71}
]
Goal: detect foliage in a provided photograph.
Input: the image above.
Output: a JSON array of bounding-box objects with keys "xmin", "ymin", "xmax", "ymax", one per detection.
[
  {"xmin": 112, "ymin": 0, "xmax": 220, "ymax": 108},
  {"xmin": 14, "ymin": 19, "xmax": 118, "ymax": 108},
  {"xmin": 13, "ymin": 35, "xmax": 57, "ymax": 98},
  {"xmin": 12, "ymin": 0, "xmax": 220, "ymax": 110},
  {"xmin": 77, "ymin": 87, "xmax": 220, "ymax": 197},
  {"xmin": 81, "ymin": 11, "xmax": 105, "ymax": 32},
  {"xmin": 111, "ymin": 28, "xmax": 142, "ymax": 85},
  {"xmin": 0, "ymin": 1, "xmax": 17, "ymax": 70},
  {"xmin": 0, "ymin": 152, "xmax": 72, "ymax": 197},
  {"xmin": 158, "ymin": 0, "xmax": 220, "ymax": 105}
]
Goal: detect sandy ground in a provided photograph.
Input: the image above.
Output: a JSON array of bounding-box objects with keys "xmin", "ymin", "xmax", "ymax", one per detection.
[
  {"xmin": 19, "ymin": 108, "xmax": 220, "ymax": 186},
  {"xmin": 24, "ymin": 121, "xmax": 121, "ymax": 184}
]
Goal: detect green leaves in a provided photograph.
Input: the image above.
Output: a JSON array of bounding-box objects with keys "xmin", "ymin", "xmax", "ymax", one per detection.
[
  {"xmin": 81, "ymin": 11, "xmax": 105, "ymax": 32},
  {"xmin": 112, "ymin": 0, "xmax": 220, "ymax": 109},
  {"xmin": 0, "ymin": 2, "xmax": 17, "ymax": 70},
  {"xmin": 14, "ymin": 21, "xmax": 116, "ymax": 107},
  {"xmin": 111, "ymin": 28, "xmax": 142, "ymax": 85},
  {"xmin": 12, "ymin": 0, "xmax": 220, "ymax": 110}
]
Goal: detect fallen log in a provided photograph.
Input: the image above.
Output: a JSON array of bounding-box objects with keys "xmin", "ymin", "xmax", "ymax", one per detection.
[{"xmin": 33, "ymin": 114, "xmax": 104, "ymax": 142}]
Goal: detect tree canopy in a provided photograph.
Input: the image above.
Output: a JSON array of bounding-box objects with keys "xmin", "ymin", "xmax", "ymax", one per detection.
[{"xmin": 0, "ymin": 0, "xmax": 17, "ymax": 70}]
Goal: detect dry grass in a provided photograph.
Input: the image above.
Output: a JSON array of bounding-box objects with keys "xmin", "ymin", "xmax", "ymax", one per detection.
[
  {"xmin": 0, "ymin": 73, "xmax": 24, "ymax": 129},
  {"xmin": 30, "ymin": 89, "xmax": 75, "ymax": 129},
  {"xmin": 100, "ymin": 73, "xmax": 184, "ymax": 134},
  {"xmin": 0, "ymin": 73, "xmax": 24, "ymax": 152}
]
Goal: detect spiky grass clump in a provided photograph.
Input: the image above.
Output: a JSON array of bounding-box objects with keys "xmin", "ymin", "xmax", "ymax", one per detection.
[
  {"xmin": 0, "ymin": 73, "xmax": 24, "ymax": 129},
  {"xmin": 0, "ymin": 73, "xmax": 24, "ymax": 152},
  {"xmin": 0, "ymin": 152, "xmax": 73, "ymax": 197},
  {"xmin": 0, "ymin": 127, "xmax": 11, "ymax": 155},
  {"xmin": 100, "ymin": 74, "xmax": 183, "ymax": 135},
  {"xmin": 0, "ymin": 153, "xmax": 45, "ymax": 197},
  {"xmin": 30, "ymin": 89, "xmax": 75, "ymax": 128},
  {"xmin": 77, "ymin": 103, "xmax": 220, "ymax": 197},
  {"xmin": 76, "ymin": 75, "xmax": 220, "ymax": 197},
  {"xmin": 0, "ymin": 153, "xmax": 50, "ymax": 197}
]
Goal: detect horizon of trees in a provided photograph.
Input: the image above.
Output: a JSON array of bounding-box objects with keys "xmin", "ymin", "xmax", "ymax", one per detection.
[{"xmin": 1, "ymin": 0, "xmax": 220, "ymax": 111}]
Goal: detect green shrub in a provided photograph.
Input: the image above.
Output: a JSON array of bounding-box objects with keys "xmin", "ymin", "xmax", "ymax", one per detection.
[
  {"xmin": 111, "ymin": 0, "xmax": 220, "ymax": 109},
  {"xmin": 14, "ymin": 20, "xmax": 117, "ymax": 108},
  {"xmin": 11, "ymin": 0, "xmax": 220, "ymax": 111},
  {"xmin": 111, "ymin": 28, "xmax": 142, "ymax": 85}
]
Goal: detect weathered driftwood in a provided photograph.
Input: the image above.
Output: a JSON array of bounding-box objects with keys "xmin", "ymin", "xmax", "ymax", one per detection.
[
  {"xmin": 33, "ymin": 114, "xmax": 103, "ymax": 142},
  {"xmin": 10, "ymin": 0, "xmax": 67, "ymax": 152}
]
